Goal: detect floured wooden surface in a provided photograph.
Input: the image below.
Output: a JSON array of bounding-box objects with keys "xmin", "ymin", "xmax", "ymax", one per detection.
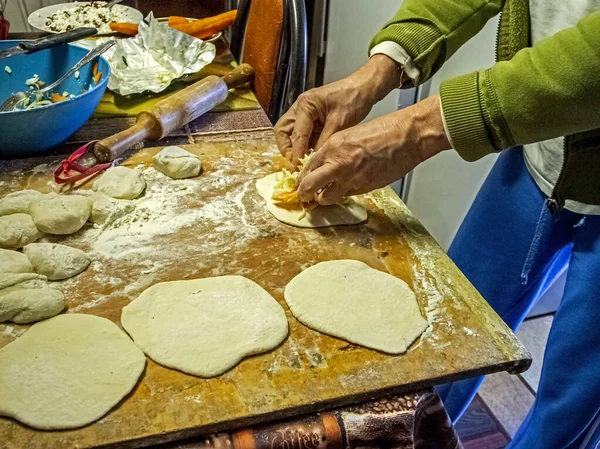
[{"xmin": 0, "ymin": 134, "xmax": 530, "ymax": 449}]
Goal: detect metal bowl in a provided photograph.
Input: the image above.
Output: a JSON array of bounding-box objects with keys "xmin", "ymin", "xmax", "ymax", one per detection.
[{"xmin": 0, "ymin": 41, "xmax": 110, "ymax": 158}]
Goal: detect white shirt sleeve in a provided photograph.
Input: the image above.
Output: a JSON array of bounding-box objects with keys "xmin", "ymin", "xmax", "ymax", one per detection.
[
  {"xmin": 369, "ymin": 41, "xmax": 421, "ymax": 87},
  {"xmin": 439, "ymin": 96, "xmax": 454, "ymax": 148}
]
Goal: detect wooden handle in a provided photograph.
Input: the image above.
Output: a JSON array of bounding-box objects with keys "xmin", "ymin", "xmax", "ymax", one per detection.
[
  {"xmin": 94, "ymin": 76, "xmax": 227, "ymax": 162},
  {"xmin": 94, "ymin": 65, "xmax": 255, "ymax": 162},
  {"xmin": 222, "ymin": 63, "xmax": 255, "ymax": 89},
  {"xmin": 93, "ymin": 114, "xmax": 158, "ymax": 162}
]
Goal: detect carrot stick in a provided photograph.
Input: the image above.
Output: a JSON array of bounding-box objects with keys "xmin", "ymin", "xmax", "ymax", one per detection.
[
  {"xmin": 168, "ymin": 16, "xmax": 189, "ymax": 26},
  {"xmin": 171, "ymin": 10, "xmax": 237, "ymax": 35},
  {"xmin": 93, "ymin": 72, "xmax": 102, "ymax": 85},
  {"xmin": 192, "ymin": 21, "xmax": 232, "ymax": 39},
  {"xmin": 109, "ymin": 22, "xmax": 139, "ymax": 36}
]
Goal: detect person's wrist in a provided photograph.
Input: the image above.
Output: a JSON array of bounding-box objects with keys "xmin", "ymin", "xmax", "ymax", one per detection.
[
  {"xmin": 396, "ymin": 95, "xmax": 451, "ymax": 160},
  {"xmin": 350, "ymin": 55, "xmax": 402, "ymax": 105}
]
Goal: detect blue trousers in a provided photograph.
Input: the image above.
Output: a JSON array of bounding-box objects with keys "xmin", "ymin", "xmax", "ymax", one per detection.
[{"xmin": 436, "ymin": 148, "xmax": 600, "ymax": 449}]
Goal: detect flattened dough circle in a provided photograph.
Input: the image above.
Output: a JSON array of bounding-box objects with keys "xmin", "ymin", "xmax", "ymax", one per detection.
[
  {"xmin": 256, "ymin": 173, "xmax": 367, "ymax": 228},
  {"xmin": 121, "ymin": 276, "xmax": 289, "ymax": 377},
  {"xmin": 284, "ymin": 260, "xmax": 428, "ymax": 354},
  {"xmin": 0, "ymin": 314, "xmax": 146, "ymax": 429}
]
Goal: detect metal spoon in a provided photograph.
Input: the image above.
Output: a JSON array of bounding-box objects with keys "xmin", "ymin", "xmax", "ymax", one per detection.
[{"xmin": 0, "ymin": 40, "xmax": 115, "ymax": 112}]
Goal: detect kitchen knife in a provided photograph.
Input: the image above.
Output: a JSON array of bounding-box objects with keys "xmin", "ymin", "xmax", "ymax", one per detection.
[{"xmin": 0, "ymin": 27, "xmax": 97, "ymax": 60}]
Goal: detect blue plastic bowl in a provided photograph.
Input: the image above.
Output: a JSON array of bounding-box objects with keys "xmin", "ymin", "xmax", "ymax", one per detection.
[{"xmin": 0, "ymin": 41, "xmax": 110, "ymax": 157}]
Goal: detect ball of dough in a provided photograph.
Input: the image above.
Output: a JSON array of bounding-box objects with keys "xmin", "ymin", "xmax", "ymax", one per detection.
[
  {"xmin": 0, "ymin": 248, "xmax": 35, "ymax": 273},
  {"xmin": 23, "ymin": 243, "xmax": 90, "ymax": 281},
  {"xmin": 0, "ymin": 274, "xmax": 65, "ymax": 324},
  {"xmin": 0, "ymin": 190, "xmax": 42, "ymax": 216},
  {"xmin": 93, "ymin": 166, "xmax": 146, "ymax": 200},
  {"xmin": 0, "ymin": 213, "xmax": 43, "ymax": 249},
  {"xmin": 153, "ymin": 146, "xmax": 201, "ymax": 179},
  {"xmin": 30, "ymin": 195, "xmax": 91, "ymax": 235},
  {"xmin": 90, "ymin": 193, "xmax": 135, "ymax": 225}
]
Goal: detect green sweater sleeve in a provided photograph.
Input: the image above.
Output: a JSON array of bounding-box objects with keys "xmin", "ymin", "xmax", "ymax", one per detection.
[
  {"xmin": 370, "ymin": 0, "xmax": 505, "ymax": 82},
  {"xmin": 441, "ymin": 12, "xmax": 600, "ymax": 161}
]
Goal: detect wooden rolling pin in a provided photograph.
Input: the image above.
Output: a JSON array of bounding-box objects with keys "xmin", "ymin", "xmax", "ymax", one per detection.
[{"xmin": 93, "ymin": 63, "xmax": 255, "ymax": 162}]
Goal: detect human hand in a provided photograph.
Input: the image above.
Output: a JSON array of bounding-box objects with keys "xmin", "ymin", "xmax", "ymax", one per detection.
[
  {"xmin": 295, "ymin": 95, "xmax": 451, "ymax": 205},
  {"xmin": 274, "ymin": 55, "xmax": 403, "ymax": 167}
]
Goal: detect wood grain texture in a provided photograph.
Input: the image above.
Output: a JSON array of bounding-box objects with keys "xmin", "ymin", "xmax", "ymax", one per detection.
[{"xmin": 0, "ymin": 132, "xmax": 530, "ymax": 449}]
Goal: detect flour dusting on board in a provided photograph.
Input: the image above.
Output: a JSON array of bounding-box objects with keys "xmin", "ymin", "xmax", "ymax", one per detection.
[
  {"xmin": 0, "ymin": 142, "xmax": 282, "ymax": 320},
  {"xmin": 366, "ymin": 191, "xmax": 456, "ymax": 351}
]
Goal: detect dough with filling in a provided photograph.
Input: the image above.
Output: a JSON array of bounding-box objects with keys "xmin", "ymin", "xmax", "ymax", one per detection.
[
  {"xmin": 0, "ymin": 213, "xmax": 43, "ymax": 249},
  {"xmin": 0, "ymin": 190, "xmax": 42, "ymax": 216},
  {"xmin": 153, "ymin": 146, "xmax": 201, "ymax": 179},
  {"xmin": 0, "ymin": 314, "xmax": 146, "ymax": 429},
  {"xmin": 93, "ymin": 166, "xmax": 146, "ymax": 200},
  {"xmin": 284, "ymin": 260, "xmax": 428, "ymax": 354},
  {"xmin": 0, "ymin": 248, "xmax": 35, "ymax": 273},
  {"xmin": 0, "ymin": 273, "xmax": 65, "ymax": 324},
  {"xmin": 23, "ymin": 243, "xmax": 90, "ymax": 280},
  {"xmin": 121, "ymin": 276, "xmax": 289, "ymax": 377},
  {"xmin": 29, "ymin": 194, "xmax": 91, "ymax": 235},
  {"xmin": 256, "ymin": 173, "xmax": 367, "ymax": 228}
]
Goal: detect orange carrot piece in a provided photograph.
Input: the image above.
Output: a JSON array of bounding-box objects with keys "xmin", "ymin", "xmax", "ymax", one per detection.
[
  {"xmin": 168, "ymin": 16, "xmax": 189, "ymax": 27},
  {"xmin": 51, "ymin": 93, "xmax": 68, "ymax": 103},
  {"xmin": 81, "ymin": 88, "xmax": 87, "ymax": 94},
  {"xmin": 191, "ymin": 20, "xmax": 234, "ymax": 39},
  {"xmin": 172, "ymin": 10, "xmax": 237, "ymax": 35},
  {"xmin": 92, "ymin": 62, "xmax": 98, "ymax": 76},
  {"xmin": 109, "ymin": 22, "xmax": 139, "ymax": 36},
  {"xmin": 93, "ymin": 72, "xmax": 102, "ymax": 85}
]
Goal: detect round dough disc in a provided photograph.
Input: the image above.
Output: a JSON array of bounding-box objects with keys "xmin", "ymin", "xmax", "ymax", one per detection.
[
  {"xmin": 29, "ymin": 195, "xmax": 91, "ymax": 235},
  {"xmin": 153, "ymin": 146, "xmax": 201, "ymax": 179},
  {"xmin": 93, "ymin": 166, "xmax": 146, "ymax": 200},
  {"xmin": 0, "ymin": 314, "xmax": 146, "ymax": 429},
  {"xmin": 284, "ymin": 260, "xmax": 428, "ymax": 354},
  {"xmin": 121, "ymin": 276, "xmax": 289, "ymax": 377},
  {"xmin": 0, "ymin": 213, "xmax": 43, "ymax": 249},
  {"xmin": 23, "ymin": 243, "xmax": 90, "ymax": 280},
  {"xmin": 256, "ymin": 173, "xmax": 367, "ymax": 228}
]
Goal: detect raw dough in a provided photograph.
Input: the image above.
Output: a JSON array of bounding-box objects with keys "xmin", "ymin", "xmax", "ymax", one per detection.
[
  {"xmin": 153, "ymin": 146, "xmax": 201, "ymax": 179},
  {"xmin": 0, "ymin": 248, "xmax": 35, "ymax": 273},
  {"xmin": 256, "ymin": 173, "xmax": 367, "ymax": 228},
  {"xmin": 29, "ymin": 194, "xmax": 91, "ymax": 235},
  {"xmin": 284, "ymin": 260, "xmax": 428, "ymax": 354},
  {"xmin": 0, "ymin": 190, "xmax": 43, "ymax": 216},
  {"xmin": 93, "ymin": 166, "xmax": 146, "ymax": 200},
  {"xmin": 90, "ymin": 193, "xmax": 135, "ymax": 225},
  {"xmin": 0, "ymin": 314, "xmax": 146, "ymax": 429},
  {"xmin": 0, "ymin": 274, "xmax": 65, "ymax": 324},
  {"xmin": 23, "ymin": 243, "xmax": 90, "ymax": 280},
  {"xmin": 0, "ymin": 213, "xmax": 43, "ymax": 249},
  {"xmin": 121, "ymin": 276, "xmax": 289, "ymax": 377}
]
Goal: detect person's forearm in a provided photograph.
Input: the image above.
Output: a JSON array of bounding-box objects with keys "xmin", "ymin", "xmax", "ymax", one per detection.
[
  {"xmin": 391, "ymin": 94, "xmax": 451, "ymax": 160},
  {"xmin": 441, "ymin": 12, "xmax": 600, "ymax": 161}
]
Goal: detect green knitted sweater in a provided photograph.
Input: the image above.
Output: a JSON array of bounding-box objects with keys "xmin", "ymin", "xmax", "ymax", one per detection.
[{"xmin": 371, "ymin": 0, "xmax": 600, "ymax": 211}]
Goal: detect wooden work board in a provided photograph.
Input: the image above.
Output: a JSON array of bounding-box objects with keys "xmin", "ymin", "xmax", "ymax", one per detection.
[{"xmin": 0, "ymin": 131, "xmax": 530, "ymax": 449}]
